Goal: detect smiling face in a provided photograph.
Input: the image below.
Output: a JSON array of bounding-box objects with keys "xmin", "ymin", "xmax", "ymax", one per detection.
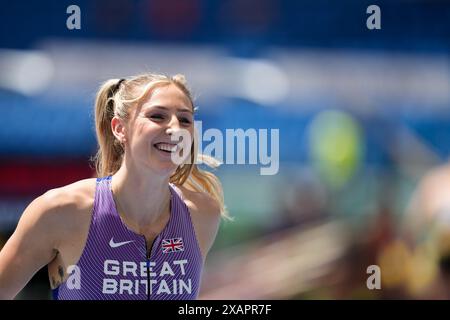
[{"xmin": 113, "ymin": 83, "xmax": 194, "ymax": 176}]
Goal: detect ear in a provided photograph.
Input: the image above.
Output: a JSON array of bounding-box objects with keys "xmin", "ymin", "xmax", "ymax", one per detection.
[{"xmin": 111, "ymin": 116, "xmax": 127, "ymax": 143}]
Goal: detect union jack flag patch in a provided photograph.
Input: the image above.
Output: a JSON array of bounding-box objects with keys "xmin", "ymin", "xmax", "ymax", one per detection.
[{"xmin": 161, "ymin": 238, "xmax": 184, "ymax": 253}]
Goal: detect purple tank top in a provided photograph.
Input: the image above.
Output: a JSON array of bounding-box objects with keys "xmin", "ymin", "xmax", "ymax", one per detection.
[{"xmin": 52, "ymin": 176, "xmax": 203, "ymax": 300}]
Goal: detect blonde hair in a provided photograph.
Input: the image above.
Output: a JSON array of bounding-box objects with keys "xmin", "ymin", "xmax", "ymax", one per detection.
[{"xmin": 92, "ymin": 73, "xmax": 229, "ymax": 219}]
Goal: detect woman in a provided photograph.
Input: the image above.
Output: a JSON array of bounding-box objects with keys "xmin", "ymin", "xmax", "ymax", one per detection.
[{"xmin": 0, "ymin": 73, "xmax": 228, "ymax": 300}]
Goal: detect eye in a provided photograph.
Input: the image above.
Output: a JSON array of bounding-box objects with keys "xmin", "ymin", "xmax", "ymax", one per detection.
[
  {"xmin": 149, "ymin": 113, "xmax": 165, "ymax": 120},
  {"xmin": 179, "ymin": 117, "xmax": 192, "ymax": 125}
]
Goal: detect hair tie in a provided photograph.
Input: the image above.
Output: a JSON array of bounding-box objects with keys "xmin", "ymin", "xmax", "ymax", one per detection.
[
  {"xmin": 107, "ymin": 78, "xmax": 126, "ymax": 112},
  {"xmin": 109, "ymin": 78, "xmax": 125, "ymax": 98},
  {"xmin": 117, "ymin": 78, "xmax": 125, "ymax": 88}
]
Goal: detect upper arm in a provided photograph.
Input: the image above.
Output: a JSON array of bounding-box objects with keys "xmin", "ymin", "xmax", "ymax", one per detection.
[{"xmin": 0, "ymin": 191, "xmax": 67, "ymax": 299}]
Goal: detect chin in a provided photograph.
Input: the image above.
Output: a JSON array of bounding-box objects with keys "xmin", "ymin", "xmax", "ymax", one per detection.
[
  {"xmin": 150, "ymin": 159, "xmax": 178, "ymax": 175},
  {"xmin": 147, "ymin": 149, "xmax": 190, "ymax": 176}
]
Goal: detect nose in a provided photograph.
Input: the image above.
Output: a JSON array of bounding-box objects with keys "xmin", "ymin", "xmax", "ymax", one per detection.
[{"xmin": 165, "ymin": 114, "xmax": 181, "ymax": 136}]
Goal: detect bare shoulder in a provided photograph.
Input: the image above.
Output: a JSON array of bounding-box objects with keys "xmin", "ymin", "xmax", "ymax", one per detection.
[
  {"xmin": 177, "ymin": 185, "xmax": 221, "ymax": 220},
  {"xmin": 23, "ymin": 178, "xmax": 97, "ymax": 234},
  {"xmin": 41, "ymin": 178, "xmax": 96, "ymax": 211}
]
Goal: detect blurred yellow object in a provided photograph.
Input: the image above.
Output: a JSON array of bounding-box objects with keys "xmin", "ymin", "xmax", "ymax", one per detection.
[
  {"xmin": 378, "ymin": 238, "xmax": 439, "ymax": 295},
  {"xmin": 377, "ymin": 240, "xmax": 412, "ymax": 288},
  {"xmin": 308, "ymin": 110, "xmax": 363, "ymax": 190},
  {"xmin": 405, "ymin": 243, "xmax": 439, "ymax": 296}
]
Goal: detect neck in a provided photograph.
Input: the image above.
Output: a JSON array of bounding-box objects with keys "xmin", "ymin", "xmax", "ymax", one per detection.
[{"xmin": 110, "ymin": 162, "xmax": 172, "ymax": 233}]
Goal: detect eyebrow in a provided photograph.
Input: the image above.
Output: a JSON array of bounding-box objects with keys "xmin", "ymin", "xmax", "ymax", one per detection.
[{"xmin": 146, "ymin": 105, "xmax": 193, "ymax": 114}]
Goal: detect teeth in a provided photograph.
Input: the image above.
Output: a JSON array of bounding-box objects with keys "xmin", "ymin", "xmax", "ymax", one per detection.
[{"xmin": 155, "ymin": 143, "xmax": 178, "ymax": 152}]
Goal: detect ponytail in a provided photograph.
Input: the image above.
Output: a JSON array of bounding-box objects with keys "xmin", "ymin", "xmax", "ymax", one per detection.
[{"xmin": 92, "ymin": 79, "xmax": 125, "ymax": 177}]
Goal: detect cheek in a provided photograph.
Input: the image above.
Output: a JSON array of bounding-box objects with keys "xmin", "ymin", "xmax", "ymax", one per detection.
[
  {"xmin": 185, "ymin": 129, "xmax": 195, "ymax": 149},
  {"xmin": 187, "ymin": 126, "xmax": 195, "ymax": 140},
  {"xmin": 134, "ymin": 122, "xmax": 160, "ymax": 138}
]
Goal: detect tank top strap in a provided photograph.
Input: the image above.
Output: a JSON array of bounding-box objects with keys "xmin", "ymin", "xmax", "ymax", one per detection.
[
  {"xmin": 168, "ymin": 183, "xmax": 197, "ymax": 231},
  {"xmin": 92, "ymin": 176, "xmax": 114, "ymax": 220},
  {"xmin": 169, "ymin": 183, "xmax": 185, "ymax": 201}
]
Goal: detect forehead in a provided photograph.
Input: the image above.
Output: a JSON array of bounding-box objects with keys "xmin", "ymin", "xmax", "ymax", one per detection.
[{"xmin": 141, "ymin": 84, "xmax": 192, "ymax": 111}]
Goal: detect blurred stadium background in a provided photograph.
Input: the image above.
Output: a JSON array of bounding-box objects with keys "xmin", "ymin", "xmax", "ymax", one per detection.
[{"xmin": 1, "ymin": 0, "xmax": 450, "ymax": 299}]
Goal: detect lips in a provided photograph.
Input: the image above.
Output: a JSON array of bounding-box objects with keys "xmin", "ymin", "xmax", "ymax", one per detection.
[{"xmin": 153, "ymin": 142, "xmax": 178, "ymax": 153}]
